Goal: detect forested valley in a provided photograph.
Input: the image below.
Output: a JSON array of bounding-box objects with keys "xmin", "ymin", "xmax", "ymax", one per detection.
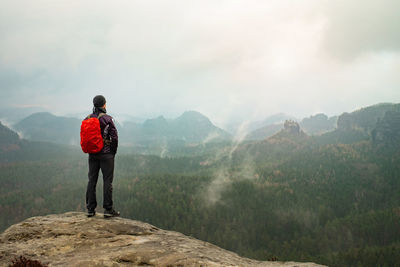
[{"xmin": 1, "ymin": 103, "xmax": 400, "ymax": 266}]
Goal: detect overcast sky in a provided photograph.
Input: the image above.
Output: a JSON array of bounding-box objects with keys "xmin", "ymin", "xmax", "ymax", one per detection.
[{"xmin": 0, "ymin": 0, "xmax": 399, "ymax": 125}]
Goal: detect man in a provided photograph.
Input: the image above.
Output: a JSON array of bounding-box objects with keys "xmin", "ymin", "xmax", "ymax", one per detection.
[{"xmin": 85, "ymin": 95, "xmax": 120, "ymax": 218}]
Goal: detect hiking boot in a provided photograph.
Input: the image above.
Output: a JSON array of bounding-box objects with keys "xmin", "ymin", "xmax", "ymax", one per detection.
[
  {"xmin": 87, "ymin": 210, "xmax": 96, "ymax": 217},
  {"xmin": 104, "ymin": 209, "xmax": 120, "ymax": 218}
]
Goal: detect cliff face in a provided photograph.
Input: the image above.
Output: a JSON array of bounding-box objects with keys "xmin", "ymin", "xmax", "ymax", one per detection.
[{"xmin": 0, "ymin": 212, "xmax": 325, "ymax": 267}]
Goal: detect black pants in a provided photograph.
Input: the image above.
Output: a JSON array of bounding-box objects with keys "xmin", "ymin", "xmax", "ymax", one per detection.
[{"xmin": 86, "ymin": 153, "xmax": 115, "ymax": 211}]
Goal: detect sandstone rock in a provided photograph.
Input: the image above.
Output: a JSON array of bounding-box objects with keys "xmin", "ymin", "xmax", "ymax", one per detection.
[{"xmin": 0, "ymin": 212, "xmax": 325, "ymax": 267}]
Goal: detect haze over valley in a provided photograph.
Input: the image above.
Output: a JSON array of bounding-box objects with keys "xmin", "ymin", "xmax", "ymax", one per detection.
[
  {"xmin": 1, "ymin": 1, "xmax": 400, "ymax": 266},
  {"xmin": 1, "ymin": 102, "xmax": 400, "ymax": 266}
]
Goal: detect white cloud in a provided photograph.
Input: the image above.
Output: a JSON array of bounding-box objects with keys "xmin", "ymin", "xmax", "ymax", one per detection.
[
  {"xmin": 0, "ymin": 0, "xmax": 399, "ymax": 123},
  {"xmin": 322, "ymin": 0, "xmax": 400, "ymax": 59}
]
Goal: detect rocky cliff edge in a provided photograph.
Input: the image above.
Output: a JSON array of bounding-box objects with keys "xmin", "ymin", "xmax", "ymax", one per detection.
[{"xmin": 0, "ymin": 212, "xmax": 325, "ymax": 267}]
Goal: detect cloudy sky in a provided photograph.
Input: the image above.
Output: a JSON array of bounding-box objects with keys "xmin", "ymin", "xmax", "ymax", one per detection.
[{"xmin": 1, "ymin": 0, "xmax": 399, "ymax": 125}]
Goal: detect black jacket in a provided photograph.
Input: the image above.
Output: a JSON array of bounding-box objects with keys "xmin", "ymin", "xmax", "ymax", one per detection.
[{"xmin": 86, "ymin": 107, "xmax": 118, "ymax": 155}]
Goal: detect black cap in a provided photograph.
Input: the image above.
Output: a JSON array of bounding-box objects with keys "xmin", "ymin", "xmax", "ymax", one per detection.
[{"xmin": 93, "ymin": 95, "xmax": 106, "ymax": 107}]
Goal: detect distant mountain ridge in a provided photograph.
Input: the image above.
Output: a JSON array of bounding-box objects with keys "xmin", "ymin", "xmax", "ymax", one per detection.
[
  {"xmin": 239, "ymin": 103, "xmax": 400, "ymax": 161},
  {"xmin": 12, "ymin": 111, "xmax": 232, "ymax": 149},
  {"xmin": 300, "ymin": 114, "xmax": 337, "ymax": 135},
  {"xmin": 337, "ymin": 103, "xmax": 400, "ymax": 132},
  {"xmin": 248, "ymin": 113, "xmax": 296, "ymax": 132},
  {"xmin": 121, "ymin": 111, "xmax": 231, "ymax": 145},
  {"xmin": 0, "ymin": 121, "xmax": 19, "ymax": 145},
  {"xmin": 0, "ymin": 106, "xmax": 48, "ymax": 124},
  {"xmin": 314, "ymin": 103, "xmax": 400, "ymax": 145},
  {"xmin": 245, "ymin": 113, "xmax": 337, "ymax": 141},
  {"xmin": 245, "ymin": 123, "xmax": 283, "ymax": 140},
  {"xmin": 244, "ymin": 103, "xmax": 399, "ymax": 141},
  {"xmin": 14, "ymin": 112, "xmax": 81, "ymax": 146},
  {"xmin": 0, "ymin": 120, "xmax": 79, "ymax": 162},
  {"xmin": 7, "ymin": 103, "xmax": 400, "ymax": 150}
]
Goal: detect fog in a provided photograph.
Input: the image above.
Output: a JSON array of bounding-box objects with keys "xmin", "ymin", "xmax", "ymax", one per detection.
[{"xmin": 1, "ymin": 0, "xmax": 399, "ymax": 128}]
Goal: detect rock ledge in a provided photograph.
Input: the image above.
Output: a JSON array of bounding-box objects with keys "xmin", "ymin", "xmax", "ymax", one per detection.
[{"xmin": 0, "ymin": 212, "xmax": 325, "ymax": 267}]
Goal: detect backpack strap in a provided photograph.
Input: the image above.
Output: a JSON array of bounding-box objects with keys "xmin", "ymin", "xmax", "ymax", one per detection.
[
  {"xmin": 97, "ymin": 113, "xmax": 106, "ymax": 119},
  {"xmin": 97, "ymin": 113, "xmax": 111, "ymax": 146},
  {"xmin": 86, "ymin": 113, "xmax": 106, "ymax": 120}
]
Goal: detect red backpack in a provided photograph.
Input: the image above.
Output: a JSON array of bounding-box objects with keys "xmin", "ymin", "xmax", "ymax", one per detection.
[{"xmin": 80, "ymin": 113, "xmax": 106, "ymax": 153}]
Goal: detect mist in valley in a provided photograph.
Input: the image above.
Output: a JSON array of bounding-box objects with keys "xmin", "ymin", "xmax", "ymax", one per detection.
[{"xmin": 1, "ymin": 1, "xmax": 400, "ymax": 266}]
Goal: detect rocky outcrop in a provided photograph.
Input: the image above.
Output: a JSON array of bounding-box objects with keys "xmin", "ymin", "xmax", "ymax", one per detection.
[
  {"xmin": 283, "ymin": 120, "xmax": 301, "ymax": 135},
  {"xmin": 0, "ymin": 212, "xmax": 325, "ymax": 267}
]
